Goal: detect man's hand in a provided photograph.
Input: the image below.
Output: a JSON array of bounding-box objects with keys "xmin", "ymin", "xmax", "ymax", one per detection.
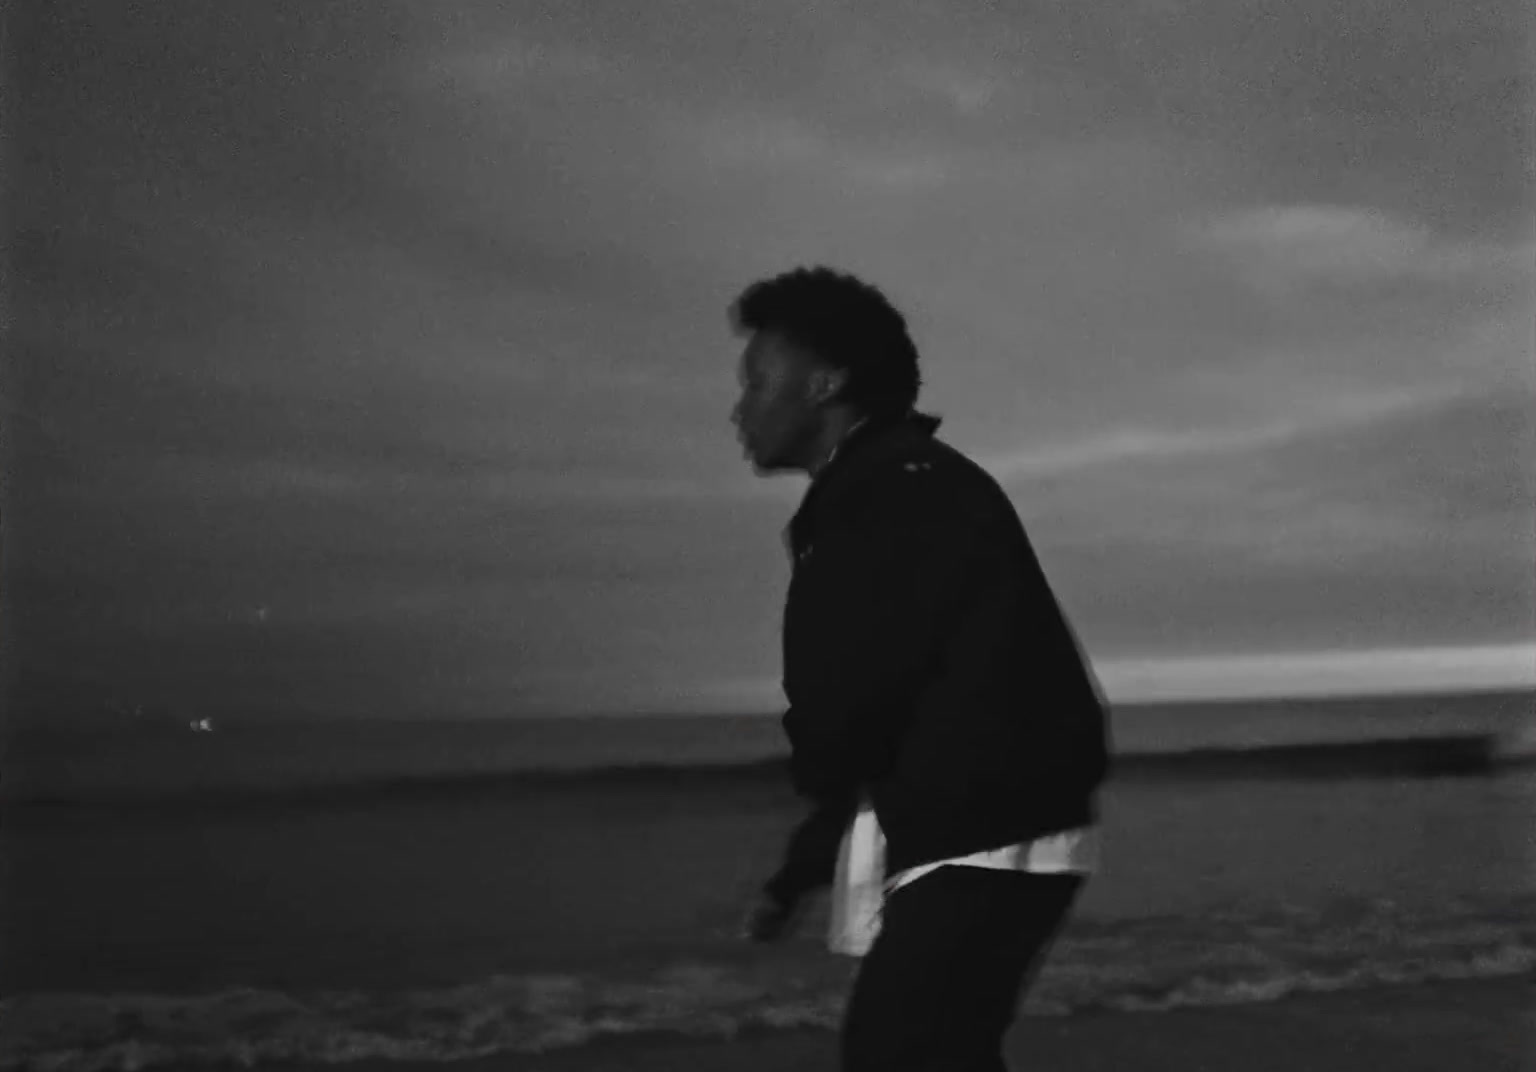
[{"xmin": 742, "ymin": 890, "xmax": 804, "ymax": 943}]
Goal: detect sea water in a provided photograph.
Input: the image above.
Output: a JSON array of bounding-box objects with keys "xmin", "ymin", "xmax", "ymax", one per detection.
[{"xmin": 1, "ymin": 691, "xmax": 1532, "ymax": 1070}]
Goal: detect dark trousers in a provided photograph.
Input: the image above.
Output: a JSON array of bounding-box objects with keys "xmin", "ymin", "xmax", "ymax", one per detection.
[{"xmin": 840, "ymin": 868, "xmax": 1083, "ymax": 1072}]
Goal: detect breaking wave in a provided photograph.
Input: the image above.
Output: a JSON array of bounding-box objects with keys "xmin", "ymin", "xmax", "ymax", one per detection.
[{"xmin": 3, "ymin": 892, "xmax": 1531, "ymax": 1071}]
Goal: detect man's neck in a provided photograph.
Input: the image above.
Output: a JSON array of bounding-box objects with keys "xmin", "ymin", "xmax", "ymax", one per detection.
[{"xmin": 806, "ymin": 410, "xmax": 872, "ymax": 479}]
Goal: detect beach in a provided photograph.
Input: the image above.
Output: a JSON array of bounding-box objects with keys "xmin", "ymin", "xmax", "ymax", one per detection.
[
  {"xmin": 2, "ymin": 691, "xmax": 1533, "ymax": 1071},
  {"xmin": 228, "ymin": 978, "xmax": 1533, "ymax": 1072}
]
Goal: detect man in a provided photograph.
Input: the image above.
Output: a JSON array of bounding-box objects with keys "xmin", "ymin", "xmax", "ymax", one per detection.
[{"xmin": 728, "ymin": 266, "xmax": 1110, "ymax": 1072}]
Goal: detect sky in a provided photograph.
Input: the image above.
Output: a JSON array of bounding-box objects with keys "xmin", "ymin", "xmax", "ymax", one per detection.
[{"xmin": 6, "ymin": 0, "xmax": 1534, "ymax": 721}]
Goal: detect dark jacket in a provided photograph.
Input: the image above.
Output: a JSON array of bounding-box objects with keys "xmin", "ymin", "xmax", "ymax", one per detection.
[{"xmin": 764, "ymin": 410, "xmax": 1111, "ymax": 907}]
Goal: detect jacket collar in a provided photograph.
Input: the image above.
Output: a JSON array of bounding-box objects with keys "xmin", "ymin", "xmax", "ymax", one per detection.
[
  {"xmin": 813, "ymin": 414, "xmax": 872, "ymax": 480},
  {"xmin": 810, "ymin": 409, "xmax": 942, "ymax": 489},
  {"xmin": 785, "ymin": 409, "xmax": 943, "ymax": 558}
]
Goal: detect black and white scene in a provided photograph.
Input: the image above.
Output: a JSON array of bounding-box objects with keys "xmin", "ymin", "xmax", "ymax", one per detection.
[{"xmin": 3, "ymin": 1, "xmax": 1533, "ymax": 1069}]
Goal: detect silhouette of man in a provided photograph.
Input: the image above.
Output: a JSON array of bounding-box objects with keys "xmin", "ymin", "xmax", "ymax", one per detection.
[{"xmin": 729, "ymin": 266, "xmax": 1110, "ymax": 1072}]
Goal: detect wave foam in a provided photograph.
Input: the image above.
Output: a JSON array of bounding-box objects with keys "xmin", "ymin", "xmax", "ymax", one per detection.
[{"xmin": 3, "ymin": 894, "xmax": 1531, "ymax": 1071}]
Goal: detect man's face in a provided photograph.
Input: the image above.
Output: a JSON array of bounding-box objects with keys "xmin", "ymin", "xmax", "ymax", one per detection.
[{"xmin": 730, "ymin": 331, "xmax": 834, "ymax": 474}]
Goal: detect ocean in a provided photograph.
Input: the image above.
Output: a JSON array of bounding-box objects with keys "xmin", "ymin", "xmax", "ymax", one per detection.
[{"xmin": 1, "ymin": 690, "xmax": 1532, "ymax": 1070}]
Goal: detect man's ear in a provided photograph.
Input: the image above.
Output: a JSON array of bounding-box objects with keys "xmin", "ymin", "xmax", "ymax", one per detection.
[{"xmin": 807, "ymin": 366, "xmax": 848, "ymax": 406}]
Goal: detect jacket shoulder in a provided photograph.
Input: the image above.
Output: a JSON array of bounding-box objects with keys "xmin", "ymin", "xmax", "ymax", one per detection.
[{"xmin": 834, "ymin": 439, "xmax": 1006, "ymax": 529}]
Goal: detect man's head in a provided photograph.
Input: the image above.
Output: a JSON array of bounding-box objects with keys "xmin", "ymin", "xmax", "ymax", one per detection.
[{"xmin": 727, "ymin": 266, "xmax": 922, "ymax": 475}]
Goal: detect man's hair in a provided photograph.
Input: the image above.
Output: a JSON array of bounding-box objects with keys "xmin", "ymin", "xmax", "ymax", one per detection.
[{"xmin": 728, "ymin": 266, "xmax": 922, "ymax": 419}]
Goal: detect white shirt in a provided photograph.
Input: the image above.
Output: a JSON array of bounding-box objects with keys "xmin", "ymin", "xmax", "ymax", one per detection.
[
  {"xmin": 827, "ymin": 803, "xmax": 1098, "ymax": 957},
  {"xmin": 884, "ymin": 826, "xmax": 1099, "ymax": 894}
]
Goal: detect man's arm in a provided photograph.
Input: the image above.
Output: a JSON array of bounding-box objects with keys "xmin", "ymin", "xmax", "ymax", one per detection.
[
  {"xmin": 760, "ymin": 469, "xmax": 982, "ymax": 910},
  {"xmin": 757, "ymin": 788, "xmax": 859, "ymax": 915}
]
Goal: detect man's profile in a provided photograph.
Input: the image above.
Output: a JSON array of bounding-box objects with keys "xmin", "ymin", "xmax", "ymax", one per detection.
[{"xmin": 728, "ymin": 266, "xmax": 1110, "ymax": 1072}]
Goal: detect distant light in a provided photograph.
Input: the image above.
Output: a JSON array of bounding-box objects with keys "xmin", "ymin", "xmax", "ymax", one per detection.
[{"xmin": 190, "ymin": 718, "xmax": 214, "ymax": 733}]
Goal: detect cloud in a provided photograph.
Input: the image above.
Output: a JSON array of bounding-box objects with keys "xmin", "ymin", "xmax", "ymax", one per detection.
[
  {"xmin": 423, "ymin": 36, "xmax": 622, "ymax": 91},
  {"xmin": 983, "ymin": 289, "xmax": 1532, "ymax": 491},
  {"xmin": 974, "ymin": 383, "xmax": 1450, "ymax": 480},
  {"xmin": 118, "ymin": 453, "xmax": 737, "ymax": 510},
  {"xmin": 9, "ymin": 1, "xmax": 1528, "ymax": 721},
  {"xmin": 1186, "ymin": 205, "xmax": 1532, "ymax": 291},
  {"xmin": 1197, "ymin": 206, "xmax": 1430, "ymax": 275},
  {"xmin": 1012, "ymin": 382, "xmax": 1534, "ymax": 657},
  {"xmin": 883, "ymin": 58, "xmax": 1006, "ymax": 116},
  {"xmin": 615, "ymin": 98, "xmax": 960, "ymax": 195}
]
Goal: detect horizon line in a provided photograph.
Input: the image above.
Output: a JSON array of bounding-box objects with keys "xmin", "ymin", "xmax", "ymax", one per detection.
[
  {"xmin": 670, "ymin": 641, "xmax": 1536, "ymax": 714},
  {"xmin": 7, "ymin": 643, "xmax": 1531, "ymax": 724}
]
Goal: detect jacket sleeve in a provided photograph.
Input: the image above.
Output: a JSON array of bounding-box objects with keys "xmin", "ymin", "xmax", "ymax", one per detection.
[
  {"xmin": 780, "ymin": 467, "xmax": 982, "ymax": 805},
  {"xmin": 761, "ymin": 471, "xmax": 980, "ymax": 905},
  {"xmin": 762, "ymin": 789, "xmax": 859, "ymax": 906}
]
